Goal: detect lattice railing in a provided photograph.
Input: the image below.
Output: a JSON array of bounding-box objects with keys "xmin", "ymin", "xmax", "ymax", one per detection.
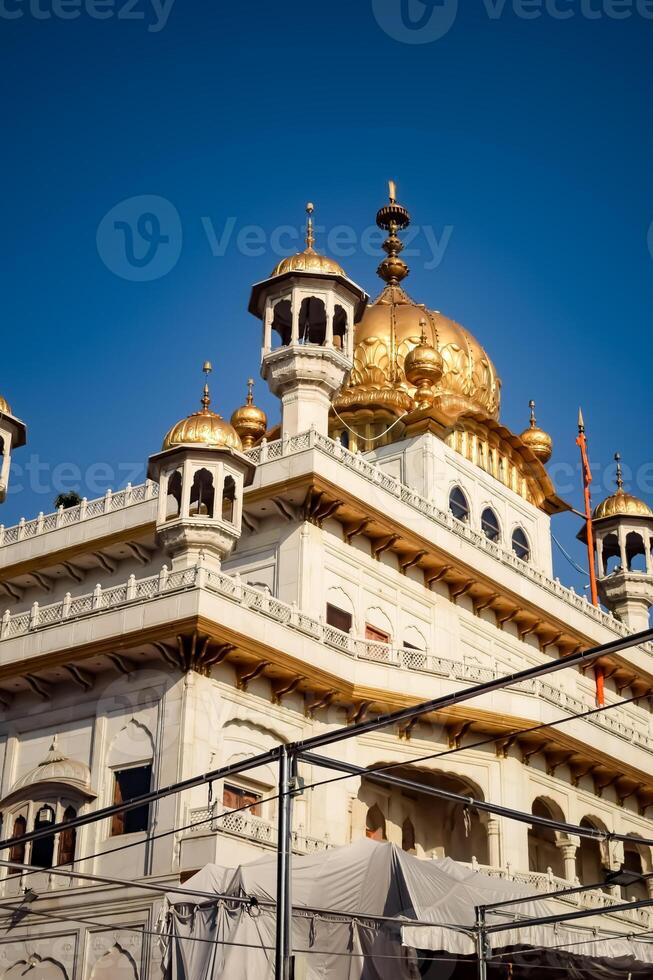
[
  {"xmin": 188, "ymin": 806, "xmax": 329, "ymax": 854},
  {"xmin": 1, "ymin": 563, "xmax": 651, "ymax": 753},
  {"xmin": 245, "ymin": 431, "xmax": 642, "ymax": 646},
  {"xmin": 0, "ymin": 481, "xmax": 158, "ymax": 547}
]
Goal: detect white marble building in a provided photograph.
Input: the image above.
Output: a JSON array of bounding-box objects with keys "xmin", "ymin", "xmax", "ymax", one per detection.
[{"xmin": 1, "ymin": 190, "xmax": 653, "ymax": 978}]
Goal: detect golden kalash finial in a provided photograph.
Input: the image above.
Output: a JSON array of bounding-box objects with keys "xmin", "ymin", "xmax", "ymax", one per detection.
[
  {"xmin": 376, "ymin": 179, "xmax": 411, "ymax": 285},
  {"xmin": 201, "ymin": 361, "xmax": 213, "ymax": 412},
  {"xmin": 614, "ymin": 451, "xmax": 624, "ymax": 491},
  {"xmin": 520, "ymin": 399, "xmax": 553, "ymax": 464},
  {"xmin": 305, "ymin": 202, "xmax": 315, "ymax": 250},
  {"xmin": 231, "ymin": 378, "xmax": 268, "ymax": 450},
  {"xmin": 404, "ymin": 317, "xmax": 443, "ymax": 410}
]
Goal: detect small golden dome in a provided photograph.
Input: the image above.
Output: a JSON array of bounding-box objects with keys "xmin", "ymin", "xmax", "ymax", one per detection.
[
  {"xmin": 0, "ymin": 394, "xmax": 12, "ymax": 415},
  {"xmin": 230, "ymin": 379, "xmax": 268, "ymax": 450},
  {"xmin": 593, "ymin": 453, "xmax": 653, "ymax": 521},
  {"xmin": 520, "ymin": 401, "xmax": 553, "ymax": 464},
  {"xmin": 270, "ymin": 204, "xmax": 345, "ymax": 279},
  {"xmin": 163, "ymin": 365, "xmax": 243, "ymax": 452},
  {"xmin": 404, "ymin": 319, "xmax": 443, "ymax": 409}
]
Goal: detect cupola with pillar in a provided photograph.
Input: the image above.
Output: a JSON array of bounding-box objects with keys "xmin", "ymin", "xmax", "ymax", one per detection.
[
  {"xmin": 0, "ymin": 392, "xmax": 27, "ymax": 504},
  {"xmin": 581, "ymin": 454, "xmax": 653, "ymax": 632},
  {"xmin": 147, "ymin": 363, "xmax": 256, "ymax": 571},
  {"xmin": 230, "ymin": 379, "xmax": 267, "ymax": 449},
  {"xmin": 248, "ymin": 204, "xmax": 368, "ymax": 436}
]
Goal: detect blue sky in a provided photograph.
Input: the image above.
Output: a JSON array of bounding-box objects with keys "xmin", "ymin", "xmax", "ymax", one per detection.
[{"xmin": 2, "ymin": 0, "xmax": 652, "ymax": 592}]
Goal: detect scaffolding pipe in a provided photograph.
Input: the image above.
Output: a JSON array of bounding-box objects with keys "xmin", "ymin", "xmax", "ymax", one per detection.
[
  {"xmin": 275, "ymin": 745, "xmax": 295, "ymax": 980},
  {"xmin": 476, "ymin": 905, "xmax": 488, "ymax": 980}
]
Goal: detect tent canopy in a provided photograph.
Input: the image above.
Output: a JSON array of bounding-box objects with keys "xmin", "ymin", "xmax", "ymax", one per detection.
[{"xmin": 164, "ymin": 839, "xmax": 653, "ymax": 979}]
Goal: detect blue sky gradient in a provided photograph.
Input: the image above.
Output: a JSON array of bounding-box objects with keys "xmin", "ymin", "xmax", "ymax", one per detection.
[{"xmin": 2, "ymin": 0, "xmax": 652, "ymax": 592}]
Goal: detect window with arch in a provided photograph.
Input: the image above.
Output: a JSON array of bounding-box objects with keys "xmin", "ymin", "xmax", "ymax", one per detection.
[
  {"xmin": 481, "ymin": 507, "xmax": 501, "ymax": 542},
  {"xmin": 626, "ymin": 531, "xmax": 647, "ymax": 572},
  {"xmin": 58, "ymin": 806, "xmax": 77, "ymax": 865},
  {"xmin": 271, "ymin": 299, "xmax": 292, "ymax": 347},
  {"xmin": 333, "ymin": 304, "xmax": 348, "ymax": 350},
  {"xmin": 511, "ymin": 527, "xmax": 530, "ymax": 562},
  {"xmin": 165, "ymin": 469, "xmax": 182, "ymax": 520},
  {"xmin": 528, "ymin": 798, "xmax": 565, "ymax": 877},
  {"xmin": 9, "ymin": 814, "xmax": 26, "ymax": 864},
  {"xmin": 365, "ymin": 803, "xmax": 386, "ymax": 841},
  {"xmin": 31, "ymin": 804, "xmax": 56, "ymax": 868},
  {"xmin": 298, "ymin": 296, "xmax": 327, "ymax": 345},
  {"xmin": 189, "ymin": 468, "xmax": 215, "ymax": 518},
  {"xmin": 402, "ymin": 817, "xmax": 416, "ymax": 853},
  {"xmin": 222, "ymin": 475, "xmax": 236, "ymax": 523},
  {"xmin": 449, "ymin": 486, "xmax": 470, "ymax": 523},
  {"xmin": 111, "ymin": 764, "xmax": 152, "ymax": 836}
]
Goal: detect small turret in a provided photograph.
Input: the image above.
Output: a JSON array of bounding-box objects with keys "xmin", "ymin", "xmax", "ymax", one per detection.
[
  {"xmin": 249, "ymin": 204, "xmax": 368, "ymax": 436},
  {"xmin": 0, "ymin": 393, "xmax": 27, "ymax": 504}
]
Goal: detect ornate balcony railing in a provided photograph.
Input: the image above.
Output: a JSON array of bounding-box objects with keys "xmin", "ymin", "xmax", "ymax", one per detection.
[
  {"xmin": 469, "ymin": 861, "xmax": 651, "ymax": 927},
  {"xmin": 0, "ymin": 481, "xmax": 158, "ymax": 547},
  {"xmin": 0, "ymin": 564, "xmax": 650, "ymax": 755},
  {"xmin": 245, "ymin": 431, "xmax": 646, "ymax": 649},
  {"xmin": 188, "ymin": 806, "xmax": 329, "ymax": 855}
]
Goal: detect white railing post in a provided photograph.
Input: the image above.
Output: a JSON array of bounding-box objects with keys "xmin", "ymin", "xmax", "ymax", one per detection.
[
  {"xmin": 29, "ymin": 602, "xmax": 40, "ymax": 630},
  {"xmin": 159, "ymin": 564, "xmax": 169, "ymax": 591},
  {"xmin": 0, "ymin": 525, "xmax": 4, "ymax": 547},
  {"xmin": 36, "ymin": 512, "xmax": 44, "ymax": 533},
  {"xmin": 62, "ymin": 593, "xmax": 72, "ymax": 619},
  {"xmin": 125, "ymin": 482, "xmax": 133, "ymax": 504},
  {"xmin": 233, "ymin": 572, "xmax": 242, "ymax": 600},
  {"xmin": 80, "ymin": 497, "xmax": 88, "ymax": 520},
  {"xmin": 260, "ymin": 437, "xmax": 268, "ymax": 464},
  {"xmin": 127, "ymin": 574, "xmax": 136, "ymax": 601},
  {"xmin": 17, "ymin": 518, "xmax": 25, "ymax": 541},
  {"xmin": 92, "ymin": 584, "xmax": 102, "ymax": 609},
  {"xmin": 104, "ymin": 488, "xmax": 112, "ymax": 514},
  {"xmin": 1, "ymin": 610, "xmax": 10, "ymax": 638}
]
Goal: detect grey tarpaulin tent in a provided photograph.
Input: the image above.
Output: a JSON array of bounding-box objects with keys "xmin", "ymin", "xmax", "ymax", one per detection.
[{"xmin": 163, "ymin": 839, "xmax": 653, "ymax": 978}]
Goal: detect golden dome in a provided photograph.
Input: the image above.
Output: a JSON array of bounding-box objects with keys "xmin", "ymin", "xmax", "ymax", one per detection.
[
  {"xmin": 520, "ymin": 401, "xmax": 553, "ymax": 464},
  {"xmin": 0, "ymin": 394, "xmax": 12, "ymax": 415},
  {"xmin": 593, "ymin": 454, "xmax": 653, "ymax": 521},
  {"xmin": 334, "ymin": 185, "xmax": 501, "ymax": 422},
  {"xmin": 336, "ymin": 283, "xmax": 502, "ymax": 420},
  {"xmin": 230, "ymin": 379, "xmax": 267, "ymax": 450},
  {"xmin": 163, "ymin": 366, "xmax": 243, "ymax": 452},
  {"xmin": 270, "ymin": 203, "xmax": 346, "ymax": 279}
]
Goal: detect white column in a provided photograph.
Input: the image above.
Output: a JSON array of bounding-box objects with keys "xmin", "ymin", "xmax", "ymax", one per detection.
[
  {"xmin": 558, "ymin": 840, "xmax": 579, "ymax": 882},
  {"xmin": 486, "ymin": 817, "xmax": 501, "ymax": 868},
  {"xmin": 325, "ymin": 294, "xmax": 335, "ymax": 347},
  {"xmin": 263, "ymin": 301, "xmax": 273, "ymax": 354},
  {"xmin": 291, "ymin": 289, "xmax": 300, "ymax": 344}
]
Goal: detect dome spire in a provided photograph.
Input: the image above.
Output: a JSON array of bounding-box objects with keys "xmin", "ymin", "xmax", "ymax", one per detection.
[
  {"xmin": 231, "ymin": 378, "xmax": 267, "ymax": 449},
  {"xmin": 520, "ymin": 398, "xmax": 553, "ymax": 464},
  {"xmin": 376, "ymin": 180, "xmax": 411, "ymax": 285},
  {"xmin": 614, "ymin": 452, "xmax": 624, "ymax": 491},
  {"xmin": 305, "ymin": 202, "xmax": 315, "ymax": 251},
  {"xmin": 201, "ymin": 360, "xmax": 212, "ymax": 412}
]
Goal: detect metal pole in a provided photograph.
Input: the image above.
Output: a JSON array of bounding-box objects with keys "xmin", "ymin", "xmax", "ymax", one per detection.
[
  {"xmin": 275, "ymin": 745, "xmax": 295, "ymax": 980},
  {"xmin": 476, "ymin": 905, "xmax": 488, "ymax": 980}
]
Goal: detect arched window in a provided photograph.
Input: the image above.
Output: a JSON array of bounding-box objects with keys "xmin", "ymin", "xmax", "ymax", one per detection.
[
  {"xmin": 622, "ymin": 838, "xmax": 649, "ymax": 901},
  {"xmin": 271, "ymin": 299, "xmax": 292, "ymax": 347},
  {"xmin": 9, "ymin": 815, "xmax": 26, "ymax": 864},
  {"xmin": 31, "ymin": 804, "xmax": 56, "ymax": 868},
  {"xmin": 333, "ymin": 305, "xmax": 348, "ymax": 350},
  {"xmin": 602, "ymin": 533, "xmax": 621, "ymax": 575},
  {"xmin": 402, "ymin": 817, "xmax": 416, "ymax": 853},
  {"xmin": 57, "ymin": 806, "xmax": 77, "ymax": 865},
  {"xmin": 481, "ymin": 507, "xmax": 501, "ymax": 542},
  {"xmin": 512, "ymin": 527, "xmax": 530, "ymax": 562},
  {"xmin": 365, "ymin": 803, "xmax": 386, "ymax": 841},
  {"xmin": 298, "ymin": 297, "xmax": 327, "ymax": 345},
  {"xmin": 222, "ymin": 475, "xmax": 236, "ymax": 523},
  {"xmin": 528, "ymin": 798, "xmax": 564, "ymax": 878},
  {"xmin": 449, "ymin": 486, "xmax": 470, "ymax": 523},
  {"xmin": 626, "ymin": 532, "xmax": 647, "ymax": 572},
  {"xmin": 339, "ymin": 430, "xmax": 349, "ymax": 449},
  {"xmin": 575, "ymin": 817, "xmax": 607, "ymax": 889},
  {"xmin": 189, "ymin": 468, "xmax": 215, "ymax": 518},
  {"xmin": 166, "ymin": 469, "xmax": 182, "ymax": 520}
]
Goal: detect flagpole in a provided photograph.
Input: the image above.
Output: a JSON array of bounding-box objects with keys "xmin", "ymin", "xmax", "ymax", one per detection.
[{"xmin": 576, "ymin": 408, "xmax": 604, "ymax": 704}]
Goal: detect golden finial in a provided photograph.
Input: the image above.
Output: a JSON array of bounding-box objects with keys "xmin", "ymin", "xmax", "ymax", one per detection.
[
  {"xmin": 305, "ymin": 202, "xmax": 315, "ymax": 251},
  {"xmin": 615, "ymin": 452, "xmax": 624, "ymax": 491},
  {"xmin": 376, "ymin": 180, "xmax": 411, "ymax": 286},
  {"xmin": 521, "ymin": 398, "xmax": 553, "ymax": 464},
  {"xmin": 201, "ymin": 361, "xmax": 212, "ymax": 412},
  {"xmin": 231, "ymin": 377, "xmax": 267, "ymax": 449},
  {"xmin": 246, "ymin": 378, "xmax": 254, "ymax": 405},
  {"xmin": 419, "ymin": 316, "xmax": 428, "ymax": 346},
  {"xmin": 529, "ymin": 399, "xmax": 537, "ymax": 428}
]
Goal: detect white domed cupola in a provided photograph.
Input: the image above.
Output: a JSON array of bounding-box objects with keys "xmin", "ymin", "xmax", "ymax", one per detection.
[{"xmin": 248, "ymin": 204, "xmax": 368, "ymax": 436}]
